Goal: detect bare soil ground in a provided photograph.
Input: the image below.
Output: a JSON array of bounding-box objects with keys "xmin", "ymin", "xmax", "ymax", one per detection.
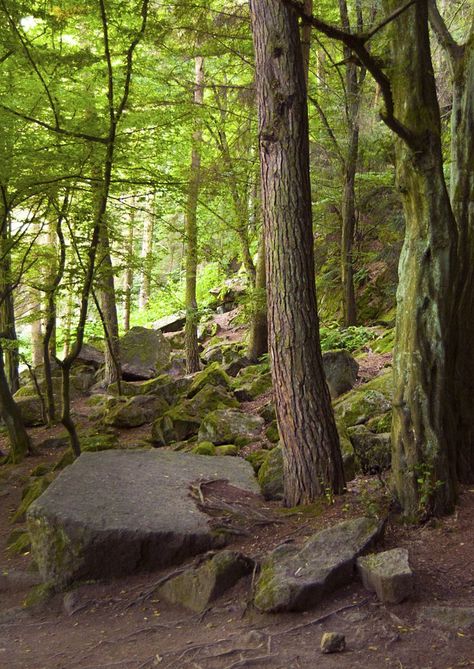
[
  {"xmin": 1, "ymin": 322, "xmax": 473, "ymax": 669},
  {"xmin": 1, "ymin": 433, "xmax": 473, "ymax": 669}
]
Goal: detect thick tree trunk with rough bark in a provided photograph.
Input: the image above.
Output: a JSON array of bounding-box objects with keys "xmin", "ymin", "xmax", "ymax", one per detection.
[
  {"xmin": 385, "ymin": 0, "xmax": 459, "ymax": 517},
  {"xmin": 184, "ymin": 56, "xmax": 204, "ymax": 374},
  {"xmin": 250, "ymin": 0, "xmax": 345, "ymax": 506},
  {"xmin": 0, "ymin": 197, "xmax": 19, "ymax": 393},
  {"xmin": 449, "ymin": 22, "xmax": 474, "ymax": 483}
]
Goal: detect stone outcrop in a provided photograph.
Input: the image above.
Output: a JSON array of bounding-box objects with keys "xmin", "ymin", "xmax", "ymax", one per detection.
[
  {"xmin": 28, "ymin": 450, "xmax": 259, "ymax": 588},
  {"xmin": 357, "ymin": 548, "xmax": 414, "ymax": 603},
  {"xmin": 254, "ymin": 517, "xmax": 382, "ymax": 612}
]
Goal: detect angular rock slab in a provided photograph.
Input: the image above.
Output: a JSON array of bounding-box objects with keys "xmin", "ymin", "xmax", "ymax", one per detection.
[
  {"xmin": 357, "ymin": 548, "xmax": 413, "ymax": 603},
  {"xmin": 254, "ymin": 517, "xmax": 382, "ymax": 612},
  {"xmin": 159, "ymin": 550, "xmax": 253, "ymax": 612},
  {"xmin": 27, "ymin": 450, "xmax": 259, "ymax": 588}
]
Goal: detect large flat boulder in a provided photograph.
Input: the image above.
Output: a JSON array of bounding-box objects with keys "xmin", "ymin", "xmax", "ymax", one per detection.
[
  {"xmin": 120, "ymin": 327, "xmax": 171, "ymax": 380},
  {"xmin": 254, "ymin": 517, "xmax": 382, "ymax": 613},
  {"xmin": 27, "ymin": 451, "xmax": 259, "ymax": 588}
]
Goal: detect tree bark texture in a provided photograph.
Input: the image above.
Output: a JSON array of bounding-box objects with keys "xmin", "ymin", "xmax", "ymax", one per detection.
[
  {"xmin": 385, "ymin": 0, "xmax": 458, "ymax": 517},
  {"xmin": 0, "ymin": 198, "xmax": 19, "ymax": 393},
  {"xmin": 250, "ymin": 0, "xmax": 345, "ymax": 506},
  {"xmin": 449, "ymin": 20, "xmax": 474, "ymax": 483},
  {"xmin": 184, "ymin": 55, "xmax": 204, "ymax": 374}
]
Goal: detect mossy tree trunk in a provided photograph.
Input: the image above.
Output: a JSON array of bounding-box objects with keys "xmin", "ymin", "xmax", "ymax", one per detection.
[
  {"xmin": 247, "ymin": 232, "xmax": 268, "ymax": 362},
  {"xmin": 122, "ymin": 204, "xmax": 135, "ymax": 332},
  {"xmin": 0, "ymin": 341, "xmax": 31, "ymax": 463},
  {"xmin": 429, "ymin": 7, "xmax": 474, "ymax": 483},
  {"xmin": 250, "ymin": 0, "xmax": 345, "ymax": 506},
  {"xmin": 0, "ymin": 193, "xmax": 19, "ymax": 394},
  {"xmin": 184, "ymin": 55, "xmax": 204, "ymax": 374},
  {"xmin": 384, "ymin": 0, "xmax": 459, "ymax": 517}
]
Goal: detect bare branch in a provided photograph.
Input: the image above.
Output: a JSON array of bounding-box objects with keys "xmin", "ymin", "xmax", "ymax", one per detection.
[
  {"xmin": 363, "ymin": 0, "xmax": 417, "ymax": 41},
  {"xmin": 0, "ymin": 104, "xmax": 108, "ymax": 144},
  {"xmin": 428, "ymin": 0, "xmax": 464, "ymax": 69}
]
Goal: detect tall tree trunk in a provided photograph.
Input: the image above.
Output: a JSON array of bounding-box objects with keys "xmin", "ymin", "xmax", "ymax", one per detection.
[
  {"xmin": 247, "ymin": 232, "xmax": 268, "ymax": 361},
  {"xmin": 250, "ymin": 0, "xmax": 345, "ymax": 506},
  {"xmin": 0, "ymin": 341, "xmax": 31, "ymax": 463},
  {"xmin": 97, "ymin": 192, "xmax": 121, "ymax": 387},
  {"xmin": 30, "ymin": 289, "xmax": 43, "ymax": 368},
  {"xmin": 442, "ymin": 16, "xmax": 474, "ymax": 483},
  {"xmin": 123, "ymin": 206, "xmax": 134, "ymax": 332},
  {"xmin": 138, "ymin": 200, "xmax": 154, "ymax": 310},
  {"xmin": 0, "ymin": 193, "xmax": 19, "ymax": 393},
  {"xmin": 184, "ymin": 55, "xmax": 204, "ymax": 374},
  {"xmin": 385, "ymin": 0, "xmax": 458, "ymax": 517},
  {"xmin": 301, "ymin": 0, "xmax": 313, "ymax": 85},
  {"xmin": 339, "ymin": 0, "xmax": 363, "ymax": 327}
]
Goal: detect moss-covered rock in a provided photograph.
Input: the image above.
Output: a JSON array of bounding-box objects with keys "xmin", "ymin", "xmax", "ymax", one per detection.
[
  {"xmin": 7, "ymin": 528, "xmax": 31, "ymax": 555},
  {"xmin": 258, "ymin": 446, "xmax": 284, "ymax": 501},
  {"xmin": 120, "ymin": 326, "xmax": 171, "ymax": 380},
  {"xmin": 159, "ymin": 550, "xmax": 253, "ymax": 612},
  {"xmin": 12, "ymin": 476, "xmax": 54, "ymax": 523},
  {"xmin": 151, "ymin": 384, "xmax": 238, "ymax": 446},
  {"xmin": 187, "ymin": 362, "xmax": 232, "ymax": 398},
  {"xmin": 245, "ymin": 449, "xmax": 269, "ymax": 474},
  {"xmin": 104, "ymin": 395, "xmax": 169, "ymax": 428},
  {"xmin": 198, "ymin": 409, "xmax": 264, "ymax": 445},
  {"xmin": 322, "ymin": 349, "xmax": 359, "ymax": 398},
  {"xmin": 348, "ymin": 426, "xmax": 391, "ymax": 474},
  {"xmin": 15, "ymin": 397, "xmax": 45, "ymax": 427},
  {"xmin": 333, "ymin": 370, "xmax": 392, "ymax": 428},
  {"xmin": 192, "ymin": 442, "xmax": 216, "ymax": 456},
  {"xmin": 215, "ymin": 444, "xmax": 238, "ymax": 456},
  {"xmin": 265, "ymin": 421, "xmax": 280, "ymax": 444},
  {"xmin": 366, "ymin": 412, "xmax": 392, "ymax": 434},
  {"xmin": 259, "ymin": 402, "xmax": 276, "ymax": 424}
]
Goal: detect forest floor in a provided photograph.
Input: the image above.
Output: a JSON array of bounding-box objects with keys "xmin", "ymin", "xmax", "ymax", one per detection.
[{"xmin": 1, "ymin": 315, "xmax": 473, "ymax": 669}]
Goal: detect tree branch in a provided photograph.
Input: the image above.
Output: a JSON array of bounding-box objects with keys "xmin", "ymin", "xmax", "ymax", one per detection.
[
  {"xmin": 363, "ymin": 0, "xmax": 417, "ymax": 41},
  {"xmin": 283, "ymin": 0, "xmax": 419, "ymax": 150},
  {"xmin": 0, "ymin": 104, "xmax": 108, "ymax": 144},
  {"xmin": 428, "ymin": 0, "xmax": 463, "ymax": 68}
]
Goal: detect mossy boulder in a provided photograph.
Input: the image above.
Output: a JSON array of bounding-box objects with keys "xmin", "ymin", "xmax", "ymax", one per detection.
[
  {"xmin": 192, "ymin": 442, "xmax": 216, "ymax": 456},
  {"xmin": 216, "ymin": 444, "xmax": 238, "ymax": 456},
  {"xmin": 259, "ymin": 402, "xmax": 276, "ymax": 424},
  {"xmin": 187, "ymin": 362, "xmax": 232, "ymax": 398},
  {"xmin": 254, "ymin": 517, "xmax": 382, "ymax": 613},
  {"xmin": 15, "ymin": 397, "xmax": 45, "ymax": 427},
  {"xmin": 232, "ymin": 362, "xmax": 272, "ymax": 400},
  {"xmin": 104, "ymin": 395, "xmax": 169, "ymax": 428},
  {"xmin": 366, "ymin": 412, "xmax": 392, "ymax": 434},
  {"xmin": 198, "ymin": 409, "xmax": 264, "ymax": 445},
  {"xmin": 322, "ymin": 350, "xmax": 359, "ymax": 398},
  {"xmin": 245, "ymin": 449, "xmax": 269, "ymax": 474},
  {"xmin": 258, "ymin": 446, "xmax": 284, "ymax": 501},
  {"xmin": 159, "ymin": 550, "xmax": 253, "ymax": 612},
  {"xmin": 12, "ymin": 475, "xmax": 54, "ymax": 523},
  {"xmin": 151, "ymin": 384, "xmax": 238, "ymax": 446},
  {"xmin": 333, "ymin": 370, "xmax": 392, "ymax": 428},
  {"xmin": 348, "ymin": 426, "xmax": 391, "ymax": 474},
  {"xmin": 120, "ymin": 326, "xmax": 171, "ymax": 380},
  {"xmin": 265, "ymin": 421, "xmax": 280, "ymax": 444}
]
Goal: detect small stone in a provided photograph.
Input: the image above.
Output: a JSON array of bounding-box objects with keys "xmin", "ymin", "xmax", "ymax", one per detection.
[
  {"xmin": 357, "ymin": 548, "xmax": 413, "ymax": 604},
  {"xmin": 321, "ymin": 632, "xmax": 346, "ymax": 653}
]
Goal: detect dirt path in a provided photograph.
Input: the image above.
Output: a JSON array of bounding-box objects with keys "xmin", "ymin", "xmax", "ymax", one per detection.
[{"xmin": 1, "ymin": 441, "xmax": 473, "ymax": 669}]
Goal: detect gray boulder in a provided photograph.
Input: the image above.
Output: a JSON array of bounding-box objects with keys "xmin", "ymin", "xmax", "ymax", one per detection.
[
  {"xmin": 198, "ymin": 409, "xmax": 264, "ymax": 446},
  {"xmin": 16, "ymin": 397, "xmax": 45, "ymax": 426},
  {"xmin": 153, "ymin": 312, "xmax": 186, "ymax": 333},
  {"xmin": 76, "ymin": 343, "xmax": 104, "ymax": 369},
  {"xmin": 104, "ymin": 395, "xmax": 169, "ymax": 428},
  {"xmin": 159, "ymin": 551, "xmax": 253, "ymax": 612},
  {"xmin": 120, "ymin": 327, "xmax": 171, "ymax": 380},
  {"xmin": 357, "ymin": 548, "xmax": 414, "ymax": 603},
  {"xmin": 348, "ymin": 426, "xmax": 391, "ymax": 474},
  {"xmin": 322, "ymin": 350, "xmax": 359, "ymax": 398},
  {"xmin": 27, "ymin": 450, "xmax": 259, "ymax": 588},
  {"xmin": 254, "ymin": 517, "xmax": 382, "ymax": 612}
]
